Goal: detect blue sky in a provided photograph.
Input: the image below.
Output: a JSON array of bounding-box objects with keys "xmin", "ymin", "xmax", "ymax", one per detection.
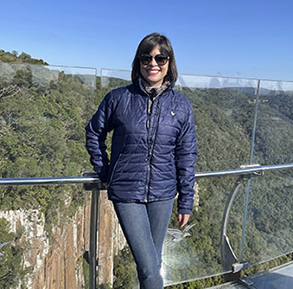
[{"xmin": 1, "ymin": 0, "xmax": 293, "ymax": 81}]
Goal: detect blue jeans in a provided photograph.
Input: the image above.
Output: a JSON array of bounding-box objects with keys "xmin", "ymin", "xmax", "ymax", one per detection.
[{"xmin": 113, "ymin": 199, "xmax": 174, "ymax": 289}]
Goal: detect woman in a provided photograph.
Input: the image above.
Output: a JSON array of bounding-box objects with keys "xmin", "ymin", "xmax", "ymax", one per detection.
[{"xmin": 86, "ymin": 32, "xmax": 197, "ymax": 289}]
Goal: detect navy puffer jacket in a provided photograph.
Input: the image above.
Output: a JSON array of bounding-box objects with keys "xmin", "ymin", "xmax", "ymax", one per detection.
[{"xmin": 85, "ymin": 79, "xmax": 197, "ymax": 214}]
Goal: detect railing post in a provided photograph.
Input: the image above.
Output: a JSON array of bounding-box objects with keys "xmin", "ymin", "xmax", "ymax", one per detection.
[
  {"xmin": 83, "ymin": 173, "xmax": 102, "ymax": 289},
  {"xmin": 221, "ymin": 176, "xmax": 244, "ymax": 281},
  {"xmin": 90, "ymin": 188, "xmax": 99, "ymax": 289},
  {"xmin": 221, "ymin": 167, "xmax": 263, "ymax": 281}
]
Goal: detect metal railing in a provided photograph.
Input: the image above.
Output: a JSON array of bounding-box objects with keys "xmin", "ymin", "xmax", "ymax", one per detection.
[{"xmin": 1, "ymin": 162, "xmax": 293, "ymax": 288}]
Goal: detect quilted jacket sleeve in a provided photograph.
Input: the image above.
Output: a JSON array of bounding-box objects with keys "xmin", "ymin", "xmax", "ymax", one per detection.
[
  {"xmin": 85, "ymin": 92, "xmax": 115, "ymax": 183},
  {"xmin": 175, "ymin": 103, "xmax": 197, "ymax": 215}
]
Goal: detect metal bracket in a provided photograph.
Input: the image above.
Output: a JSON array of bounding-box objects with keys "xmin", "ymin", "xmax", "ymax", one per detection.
[
  {"xmin": 239, "ymin": 276, "xmax": 254, "ymax": 287},
  {"xmin": 240, "ymin": 164, "xmax": 263, "ymax": 180},
  {"xmin": 83, "ymin": 173, "xmax": 104, "ymax": 190},
  {"xmin": 232, "ymin": 261, "xmax": 249, "ymax": 273}
]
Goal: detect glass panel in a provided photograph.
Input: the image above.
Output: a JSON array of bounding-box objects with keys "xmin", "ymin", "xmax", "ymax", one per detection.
[
  {"xmin": 100, "ymin": 68, "xmax": 131, "ymax": 99},
  {"xmin": 0, "ymin": 63, "xmax": 96, "ymax": 288},
  {"xmin": 176, "ymin": 75, "xmax": 258, "ymax": 172},
  {"xmin": 253, "ymin": 79, "xmax": 293, "ymax": 165},
  {"xmin": 163, "ymin": 176, "xmax": 243, "ymax": 286},
  {"xmin": 243, "ymin": 167, "xmax": 293, "ymax": 265}
]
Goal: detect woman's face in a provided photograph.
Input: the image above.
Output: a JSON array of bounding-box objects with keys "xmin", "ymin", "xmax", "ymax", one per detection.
[{"xmin": 139, "ymin": 45, "xmax": 169, "ymax": 88}]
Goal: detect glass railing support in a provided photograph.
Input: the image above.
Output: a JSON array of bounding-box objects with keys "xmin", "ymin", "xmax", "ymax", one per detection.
[
  {"xmin": 90, "ymin": 188, "xmax": 99, "ymax": 289},
  {"xmin": 239, "ymin": 276, "xmax": 254, "ymax": 287},
  {"xmin": 221, "ymin": 176, "xmax": 243, "ymax": 281},
  {"xmin": 221, "ymin": 166, "xmax": 263, "ymax": 281},
  {"xmin": 83, "ymin": 173, "xmax": 103, "ymax": 289}
]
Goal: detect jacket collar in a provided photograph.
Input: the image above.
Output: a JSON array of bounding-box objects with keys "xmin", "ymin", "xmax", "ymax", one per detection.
[{"xmin": 135, "ymin": 77, "xmax": 174, "ymax": 97}]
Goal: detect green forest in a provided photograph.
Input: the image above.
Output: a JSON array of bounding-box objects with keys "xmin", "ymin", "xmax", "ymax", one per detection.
[
  {"xmin": 0, "ymin": 51, "xmax": 98, "ymax": 287},
  {"xmin": 1, "ymin": 50, "xmax": 293, "ymax": 288}
]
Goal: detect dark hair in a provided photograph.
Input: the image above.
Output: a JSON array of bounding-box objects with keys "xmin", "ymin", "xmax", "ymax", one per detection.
[{"xmin": 131, "ymin": 33, "xmax": 178, "ymax": 85}]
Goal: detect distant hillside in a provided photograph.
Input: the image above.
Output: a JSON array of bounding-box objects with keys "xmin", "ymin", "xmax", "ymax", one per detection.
[{"xmin": 0, "ymin": 50, "xmax": 48, "ymax": 65}]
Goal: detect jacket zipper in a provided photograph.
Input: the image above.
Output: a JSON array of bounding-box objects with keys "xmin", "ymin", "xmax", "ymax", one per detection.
[
  {"xmin": 145, "ymin": 97, "xmax": 161, "ymax": 202},
  {"xmin": 145, "ymin": 108, "xmax": 151, "ymax": 202}
]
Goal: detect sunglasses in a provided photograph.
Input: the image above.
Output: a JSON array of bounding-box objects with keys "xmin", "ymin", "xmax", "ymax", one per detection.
[{"xmin": 140, "ymin": 54, "xmax": 170, "ymax": 66}]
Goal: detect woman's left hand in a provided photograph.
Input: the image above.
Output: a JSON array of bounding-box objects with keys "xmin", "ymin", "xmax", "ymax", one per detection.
[{"xmin": 178, "ymin": 214, "xmax": 190, "ymax": 228}]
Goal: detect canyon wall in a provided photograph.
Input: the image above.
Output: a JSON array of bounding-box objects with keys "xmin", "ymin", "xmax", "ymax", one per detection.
[
  {"xmin": 0, "ymin": 202, "xmax": 91, "ymax": 289},
  {"xmin": 0, "ymin": 190, "xmax": 125, "ymax": 289}
]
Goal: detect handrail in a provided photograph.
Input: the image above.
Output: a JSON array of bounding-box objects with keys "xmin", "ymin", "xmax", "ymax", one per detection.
[
  {"xmin": 1, "ymin": 162, "xmax": 293, "ymax": 289},
  {"xmin": 194, "ymin": 163, "xmax": 293, "ymax": 178},
  {"xmin": 1, "ymin": 163, "xmax": 293, "ymax": 186},
  {"xmin": 0, "ymin": 175, "xmax": 100, "ymax": 186}
]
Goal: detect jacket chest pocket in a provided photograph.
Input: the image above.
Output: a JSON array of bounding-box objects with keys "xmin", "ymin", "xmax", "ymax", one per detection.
[{"xmin": 158, "ymin": 108, "xmax": 185, "ymax": 140}]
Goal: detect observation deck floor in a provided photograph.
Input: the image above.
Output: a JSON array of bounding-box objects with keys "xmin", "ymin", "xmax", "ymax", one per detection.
[{"xmin": 207, "ymin": 261, "xmax": 293, "ymax": 289}]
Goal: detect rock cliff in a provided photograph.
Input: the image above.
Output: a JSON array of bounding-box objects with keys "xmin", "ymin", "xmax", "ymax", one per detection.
[{"xmin": 0, "ymin": 201, "xmax": 91, "ymax": 289}]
